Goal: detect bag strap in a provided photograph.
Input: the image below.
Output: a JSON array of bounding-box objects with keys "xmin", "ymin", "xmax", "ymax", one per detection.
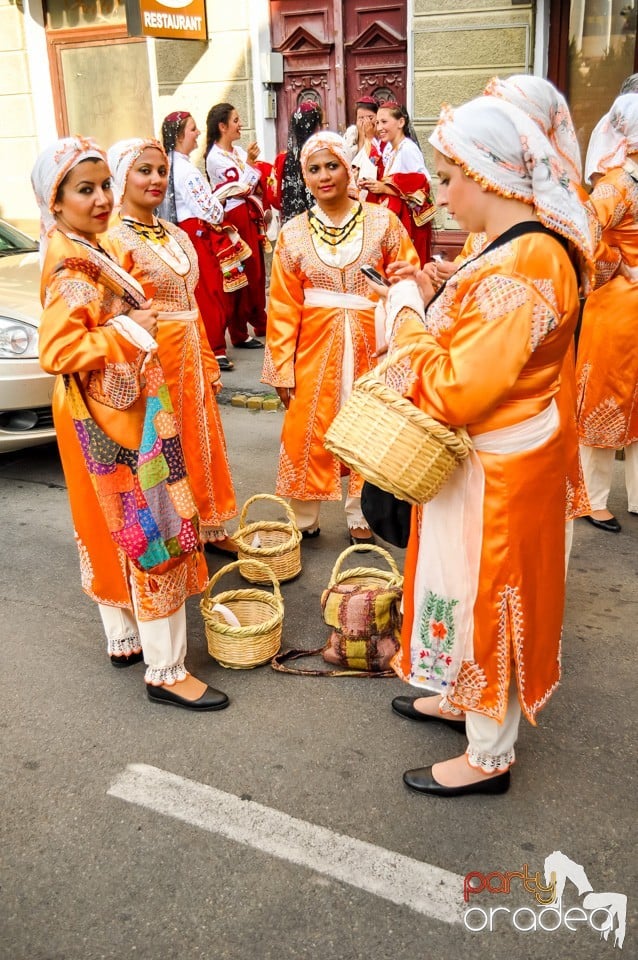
[{"xmin": 270, "ymin": 647, "xmax": 395, "ymax": 678}]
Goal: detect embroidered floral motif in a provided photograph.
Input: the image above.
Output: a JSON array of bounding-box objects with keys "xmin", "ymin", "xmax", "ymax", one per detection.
[
  {"xmin": 580, "ymin": 398, "xmax": 627, "ymax": 446},
  {"xmin": 412, "ymin": 590, "xmax": 459, "ymax": 689},
  {"xmin": 75, "ymin": 531, "xmax": 94, "ymax": 593},
  {"xmin": 385, "ymin": 355, "xmax": 418, "ymax": 396},
  {"xmin": 276, "ymin": 442, "xmax": 298, "ymax": 495},
  {"xmin": 452, "ymin": 660, "xmax": 488, "ymax": 710},
  {"xmin": 531, "ymin": 278, "xmax": 558, "ymax": 311}
]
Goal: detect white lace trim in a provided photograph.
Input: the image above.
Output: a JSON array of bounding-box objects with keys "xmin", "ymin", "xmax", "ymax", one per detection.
[
  {"xmin": 439, "ymin": 697, "xmax": 464, "ymax": 716},
  {"xmin": 347, "ymin": 513, "xmax": 369, "ymax": 531},
  {"xmin": 144, "ymin": 663, "xmax": 187, "ymax": 686},
  {"xmin": 108, "ymin": 634, "xmax": 142, "ymax": 657},
  {"xmin": 201, "ymin": 526, "xmax": 228, "ymax": 543},
  {"xmin": 466, "ymin": 746, "xmax": 515, "ymax": 773}
]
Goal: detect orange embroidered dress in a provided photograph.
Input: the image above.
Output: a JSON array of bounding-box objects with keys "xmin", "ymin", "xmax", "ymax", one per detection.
[
  {"xmin": 104, "ymin": 218, "xmax": 237, "ymax": 540},
  {"xmin": 576, "ymin": 165, "xmax": 638, "ymax": 449},
  {"xmin": 391, "ymin": 230, "xmax": 581, "ymax": 723},
  {"xmin": 38, "ymin": 229, "xmax": 208, "ymax": 617},
  {"xmin": 261, "ymin": 202, "xmax": 418, "ymax": 502}
]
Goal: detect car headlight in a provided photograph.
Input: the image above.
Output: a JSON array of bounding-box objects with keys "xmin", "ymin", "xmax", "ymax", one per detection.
[{"xmin": 0, "ymin": 316, "xmax": 39, "ymax": 359}]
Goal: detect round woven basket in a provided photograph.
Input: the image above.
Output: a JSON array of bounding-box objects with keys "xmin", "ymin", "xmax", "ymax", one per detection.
[
  {"xmin": 329, "ymin": 543, "xmax": 403, "ymax": 591},
  {"xmin": 234, "ymin": 493, "xmax": 302, "ymax": 584},
  {"xmin": 200, "ymin": 559, "xmax": 283, "ymax": 669},
  {"xmin": 324, "ymin": 345, "xmax": 473, "ymax": 505}
]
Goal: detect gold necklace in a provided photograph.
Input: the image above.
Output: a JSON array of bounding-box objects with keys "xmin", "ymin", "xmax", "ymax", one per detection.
[
  {"xmin": 122, "ymin": 215, "xmax": 167, "ymax": 242},
  {"xmin": 308, "ymin": 203, "xmax": 364, "ymax": 247}
]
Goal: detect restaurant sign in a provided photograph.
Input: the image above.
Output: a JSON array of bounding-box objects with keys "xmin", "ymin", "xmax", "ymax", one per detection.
[{"xmin": 126, "ymin": 0, "xmax": 208, "ymax": 41}]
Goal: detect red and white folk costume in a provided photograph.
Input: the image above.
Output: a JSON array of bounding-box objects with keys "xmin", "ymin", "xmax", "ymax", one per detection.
[
  {"xmin": 577, "ymin": 95, "xmax": 638, "ymax": 517},
  {"xmin": 105, "ymin": 138, "xmax": 237, "ymax": 545},
  {"xmin": 387, "ymin": 99, "xmax": 592, "ymax": 772},
  {"xmin": 206, "ymin": 142, "xmax": 269, "ymax": 344},
  {"xmin": 375, "ymin": 134, "xmax": 434, "ymax": 265}
]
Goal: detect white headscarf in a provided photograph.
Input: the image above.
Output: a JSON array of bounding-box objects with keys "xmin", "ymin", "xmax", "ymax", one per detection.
[
  {"xmin": 300, "ymin": 131, "xmax": 358, "ymax": 198},
  {"xmin": 584, "ymin": 93, "xmax": 638, "ymax": 183},
  {"xmin": 107, "ymin": 138, "xmax": 168, "ymax": 206},
  {"xmin": 429, "ymin": 97, "xmax": 592, "ymax": 267},
  {"xmin": 31, "ymin": 135, "xmax": 107, "ymax": 238},
  {"xmin": 485, "ymin": 74, "xmax": 582, "ymax": 186}
]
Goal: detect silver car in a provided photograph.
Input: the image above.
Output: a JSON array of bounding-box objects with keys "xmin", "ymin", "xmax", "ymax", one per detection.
[{"xmin": 0, "ymin": 220, "xmax": 56, "ymax": 453}]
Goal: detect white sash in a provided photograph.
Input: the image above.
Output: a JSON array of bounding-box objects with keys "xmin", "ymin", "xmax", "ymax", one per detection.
[
  {"xmin": 408, "ymin": 400, "xmax": 559, "ymax": 695},
  {"xmin": 156, "ymin": 309, "xmax": 198, "ymax": 323},
  {"xmin": 303, "ymin": 289, "xmax": 375, "ymax": 407}
]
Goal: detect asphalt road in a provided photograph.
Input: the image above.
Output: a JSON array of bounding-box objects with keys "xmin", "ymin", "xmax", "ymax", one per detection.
[{"xmin": 1, "ymin": 405, "xmax": 636, "ymax": 960}]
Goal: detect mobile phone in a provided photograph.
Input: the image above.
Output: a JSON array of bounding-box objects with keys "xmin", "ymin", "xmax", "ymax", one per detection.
[{"xmin": 360, "ymin": 264, "xmax": 390, "ymax": 286}]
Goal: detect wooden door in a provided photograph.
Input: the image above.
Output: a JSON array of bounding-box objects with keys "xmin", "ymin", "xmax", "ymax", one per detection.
[{"xmin": 270, "ymin": 1, "xmax": 406, "ymax": 150}]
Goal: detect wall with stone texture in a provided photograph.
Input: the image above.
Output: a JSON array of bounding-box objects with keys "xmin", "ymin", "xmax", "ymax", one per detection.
[
  {"xmin": 411, "ymin": 0, "xmax": 535, "ymax": 230},
  {"xmin": 153, "ymin": 0, "xmax": 257, "ymax": 172},
  {"xmin": 0, "ymin": 0, "xmax": 38, "ymax": 227}
]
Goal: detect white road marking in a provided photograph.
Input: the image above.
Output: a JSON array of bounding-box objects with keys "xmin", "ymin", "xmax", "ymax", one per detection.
[{"xmin": 108, "ymin": 763, "xmax": 463, "ymax": 925}]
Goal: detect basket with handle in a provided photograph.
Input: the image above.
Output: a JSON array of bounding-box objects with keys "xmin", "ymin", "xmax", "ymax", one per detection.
[
  {"xmin": 200, "ymin": 559, "xmax": 284, "ymax": 669},
  {"xmin": 328, "ymin": 543, "xmax": 403, "ymax": 592},
  {"xmin": 234, "ymin": 493, "xmax": 302, "ymax": 584},
  {"xmin": 324, "ymin": 345, "xmax": 473, "ymax": 505}
]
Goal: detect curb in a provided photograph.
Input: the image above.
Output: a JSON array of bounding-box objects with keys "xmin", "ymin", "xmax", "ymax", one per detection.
[{"xmin": 218, "ymin": 389, "xmax": 284, "ymax": 412}]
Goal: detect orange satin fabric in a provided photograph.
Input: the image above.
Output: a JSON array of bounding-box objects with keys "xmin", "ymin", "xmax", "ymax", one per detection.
[
  {"xmin": 392, "ymin": 230, "xmax": 580, "ymax": 723},
  {"xmin": 577, "ymin": 166, "xmax": 638, "ymax": 448},
  {"xmin": 262, "ymin": 203, "xmax": 419, "ymax": 501},
  {"xmin": 103, "ymin": 220, "xmax": 237, "ymax": 537},
  {"xmin": 38, "ymin": 229, "xmax": 208, "ymax": 616}
]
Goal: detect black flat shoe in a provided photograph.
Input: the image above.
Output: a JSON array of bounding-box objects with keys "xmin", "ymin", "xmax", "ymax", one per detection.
[
  {"xmin": 233, "ymin": 337, "xmax": 264, "ymax": 349},
  {"xmin": 301, "ymin": 528, "xmax": 320, "ymax": 540},
  {"xmin": 403, "ymin": 765, "xmax": 511, "ymax": 797},
  {"xmin": 392, "ymin": 696, "xmax": 467, "ymax": 733},
  {"xmin": 146, "ymin": 683, "xmax": 230, "ymax": 711},
  {"xmin": 110, "ymin": 650, "xmax": 144, "ymax": 668},
  {"xmin": 584, "ymin": 514, "xmax": 621, "ymax": 532},
  {"xmin": 216, "ymin": 355, "xmax": 234, "ymax": 371},
  {"xmin": 349, "ymin": 533, "xmax": 376, "ymax": 549}
]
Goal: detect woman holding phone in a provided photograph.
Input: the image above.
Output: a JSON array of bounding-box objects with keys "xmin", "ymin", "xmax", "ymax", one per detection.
[{"xmin": 261, "ymin": 132, "xmax": 418, "ymax": 542}]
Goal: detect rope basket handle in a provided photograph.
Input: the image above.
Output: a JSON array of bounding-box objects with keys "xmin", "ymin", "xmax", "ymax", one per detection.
[
  {"xmin": 356, "ymin": 346, "xmax": 473, "ymax": 462},
  {"xmin": 239, "ymin": 493, "xmax": 299, "ymax": 531},
  {"xmin": 202, "ymin": 559, "xmax": 283, "ymax": 607},
  {"xmin": 328, "ymin": 544, "xmax": 402, "ymax": 588}
]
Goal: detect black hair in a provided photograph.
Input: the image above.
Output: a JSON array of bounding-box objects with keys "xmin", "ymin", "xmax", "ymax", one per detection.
[
  {"xmin": 55, "ymin": 156, "xmax": 104, "ymax": 203},
  {"xmin": 205, "ymin": 102, "xmax": 235, "ymax": 173}
]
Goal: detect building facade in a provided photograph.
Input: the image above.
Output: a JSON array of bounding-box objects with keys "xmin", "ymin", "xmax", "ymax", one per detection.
[{"xmin": 3, "ymin": 0, "xmax": 637, "ymax": 233}]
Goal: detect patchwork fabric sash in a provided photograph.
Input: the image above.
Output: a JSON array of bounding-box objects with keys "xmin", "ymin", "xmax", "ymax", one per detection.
[{"xmin": 65, "ymin": 353, "xmax": 200, "ymax": 571}]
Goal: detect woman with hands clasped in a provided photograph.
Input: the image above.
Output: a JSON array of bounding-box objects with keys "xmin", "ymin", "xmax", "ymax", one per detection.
[
  {"xmin": 367, "ymin": 98, "xmax": 592, "ymax": 797},
  {"xmin": 31, "ymin": 137, "xmax": 229, "ymax": 712},
  {"xmin": 261, "ymin": 132, "xmax": 419, "ymax": 543},
  {"xmin": 104, "ymin": 138, "xmax": 238, "ymax": 558}
]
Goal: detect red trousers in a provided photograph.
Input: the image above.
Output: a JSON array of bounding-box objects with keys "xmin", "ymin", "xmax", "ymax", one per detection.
[
  {"xmin": 178, "ymin": 218, "xmax": 230, "ymax": 355},
  {"xmin": 224, "ymin": 202, "xmax": 267, "ymax": 342}
]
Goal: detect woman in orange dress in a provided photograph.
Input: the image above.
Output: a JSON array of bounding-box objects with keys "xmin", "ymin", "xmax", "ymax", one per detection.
[
  {"xmin": 377, "ymin": 97, "xmax": 592, "ymax": 796},
  {"xmin": 105, "ymin": 138, "xmax": 237, "ymax": 556},
  {"xmin": 31, "ymin": 136, "xmax": 229, "ymax": 711},
  {"xmin": 360, "ymin": 103, "xmax": 435, "ymax": 265},
  {"xmin": 261, "ymin": 131, "xmax": 419, "ymax": 541},
  {"xmin": 576, "ymin": 94, "xmax": 638, "ymax": 532}
]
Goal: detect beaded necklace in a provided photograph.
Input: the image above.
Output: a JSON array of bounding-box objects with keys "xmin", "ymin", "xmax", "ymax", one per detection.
[
  {"xmin": 121, "ymin": 216, "xmax": 191, "ymax": 276},
  {"xmin": 308, "ymin": 202, "xmax": 364, "ymax": 248}
]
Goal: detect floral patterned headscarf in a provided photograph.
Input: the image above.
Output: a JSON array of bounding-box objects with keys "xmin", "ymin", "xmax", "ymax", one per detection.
[
  {"xmin": 584, "ymin": 93, "xmax": 638, "ymax": 183},
  {"xmin": 429, "ymin": 97, "xmax": 592, "ymax": 268},
  {"xmin": 31, "ymin": 135, "xmax": 107, "ymax": 236},
  {"xmin": 485, "ymin": 75, "xmax": 582, "ymax": 186},
  {"xmin": 300, "ymin": 131, "xmax": 358, "ymax": 199},
  {"xmin": 107, "ymin": 138, "xmax": 168, "ymax": 206}
]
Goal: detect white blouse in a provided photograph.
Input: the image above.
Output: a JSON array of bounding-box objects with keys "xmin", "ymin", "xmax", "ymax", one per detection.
[
  {"xmin": 381, "ymin": 137, "xmax": 430, "ymax": 179},
  {"xmin": 206, "ymin": 144, "xmax": 261, "ymax": 212},
  {"xmin": 169, "ymin": 150, "xmax": 224, "ymax": 224}
]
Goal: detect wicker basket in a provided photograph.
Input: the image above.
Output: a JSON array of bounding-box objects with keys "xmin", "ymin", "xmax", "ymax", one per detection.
[
  {"xmin": 200, "ymin": 559, "xmax": 284, "ymax": 669},
  {"xmin": 234, "ymin": 493, "xmax": 302, "ymax": 584},
  {"xmin": 328, "ymin": 543, "xmax": 403, "ymax": 592},
  {"xmin": 324, "ymin": 345, "xmax": 473, "ymax": 505}
]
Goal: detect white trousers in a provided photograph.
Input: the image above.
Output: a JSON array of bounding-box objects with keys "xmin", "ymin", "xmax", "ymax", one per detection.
[
  {"xmin": 580, "ymin": 442, "xmax": 638, "ymax": 513},
  {"xmin": 289, "ymin": 494, "xmax": 368, "ymax": 533},
  {"xmin": 98, "ymin": 602, "xmax": 188, "ymax": 686},
  {"xmin": 465, "ymin": 695, "xmax": 521, "ymax": 773}
]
